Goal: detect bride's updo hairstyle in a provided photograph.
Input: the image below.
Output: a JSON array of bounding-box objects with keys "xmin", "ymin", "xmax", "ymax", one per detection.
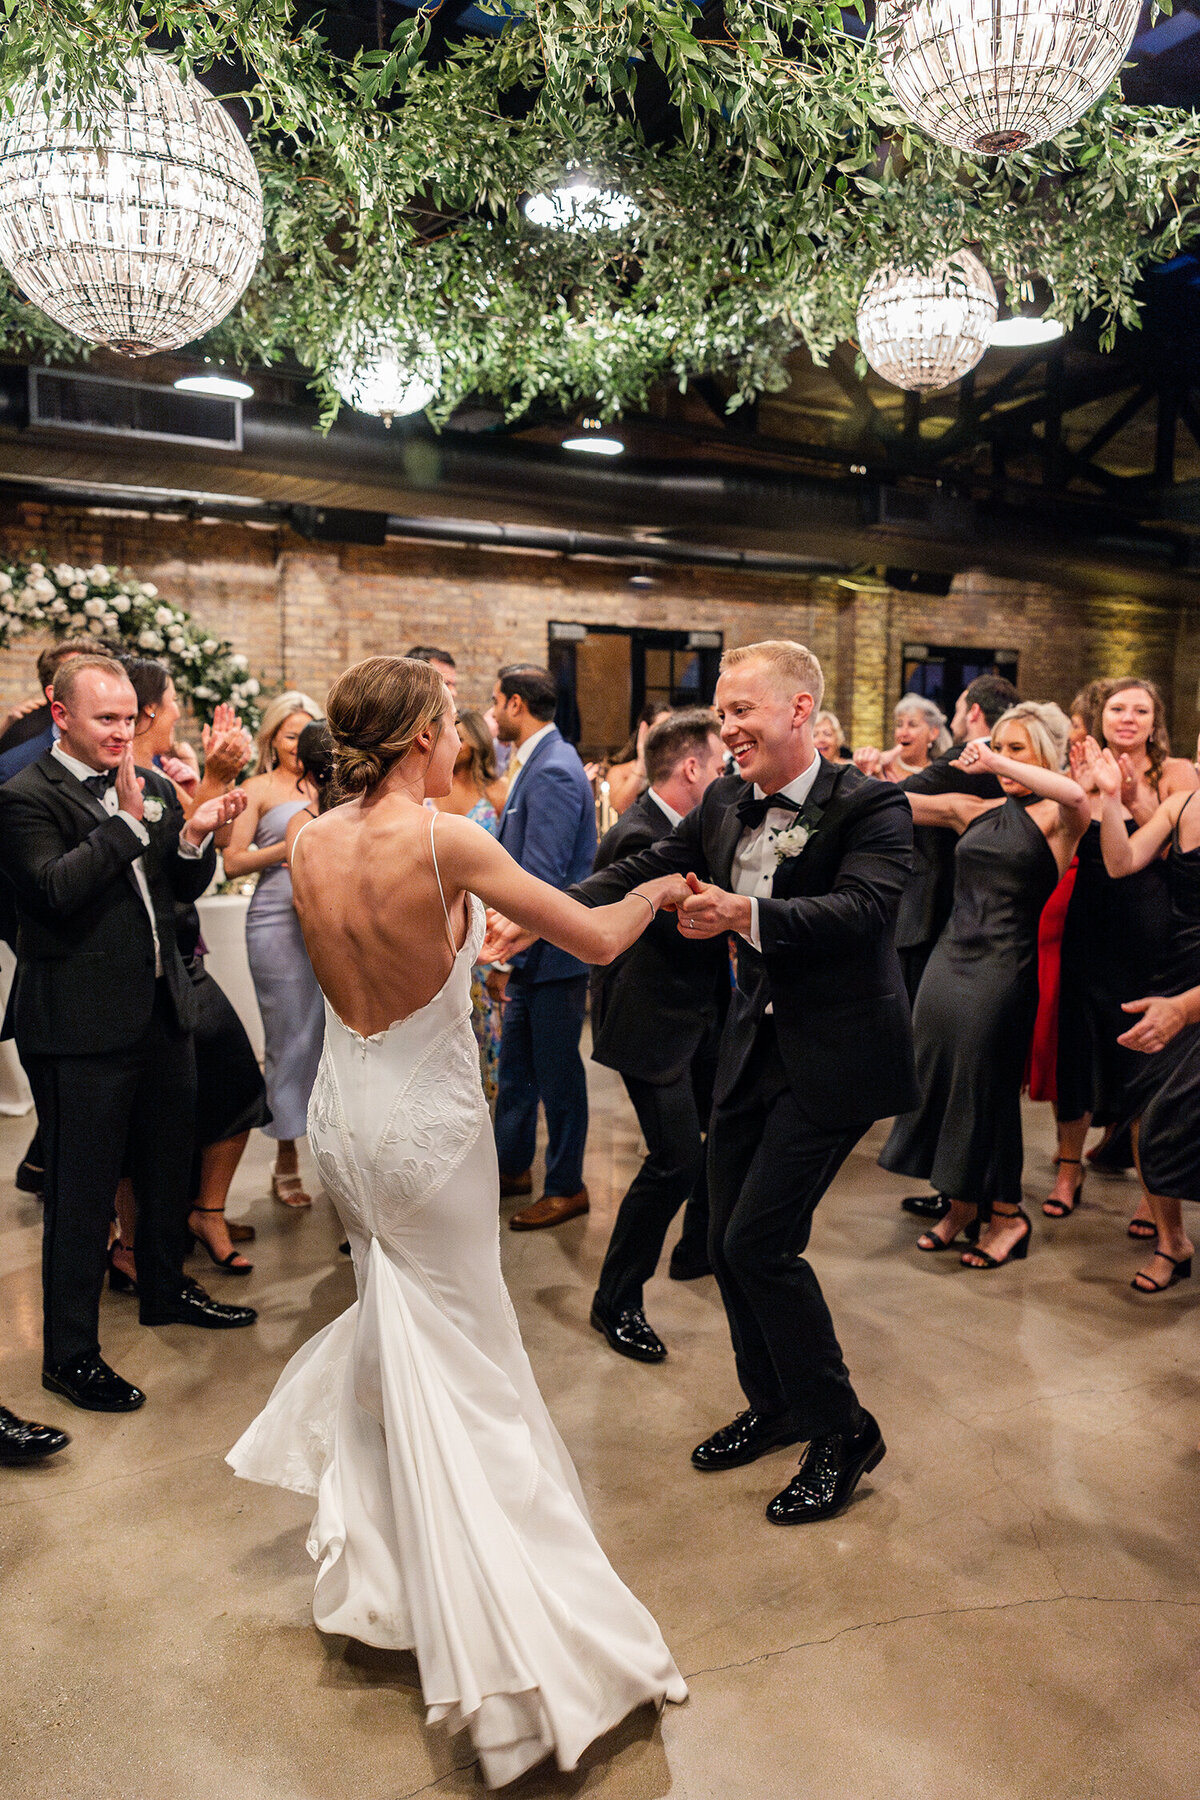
[{"xmin": 326, "ymin": 655, "xmax": 450, "ymax": 796}]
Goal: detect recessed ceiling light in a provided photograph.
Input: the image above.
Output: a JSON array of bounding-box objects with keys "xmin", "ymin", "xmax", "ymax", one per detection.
[
  {"xmin": 988, "ymin": 316, "xmax": 1065, "ymax": 348},
  {"xmin": 563, "ymin": 416, "xmax": 625, "ymax": 456},
  {"xmin": 174, "ymin": 373, "xmax": 255, "ymax": 399},
  {"xmin": 524, "ymin": 182, "xmax": 639, "ymax": 232}
]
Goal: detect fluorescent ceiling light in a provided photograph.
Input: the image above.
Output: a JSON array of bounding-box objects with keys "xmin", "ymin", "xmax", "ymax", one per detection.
[
  {"xmin": 562, "ymin": 432, "xmax": 625, "ymax": 455},
  {"xmin": 988, "ymin": 315, "xmax": 1065, "ymax": 348},
  {"xmin": 174, "ymin": 373, "xmax": 255, "ymax": 399},
  {"xmin": 524, "ymin": 183, "xmax": 639, "ymax": 232}
]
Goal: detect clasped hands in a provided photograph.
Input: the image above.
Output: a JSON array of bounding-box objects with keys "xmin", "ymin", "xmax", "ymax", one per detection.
[
  {"xmin": 1071, "ymin": 736, "xmax": 1139, "ymax": 807},
  {"xmin": 480, "ymin": 872, "xmax": 751, "ymax": 964}
]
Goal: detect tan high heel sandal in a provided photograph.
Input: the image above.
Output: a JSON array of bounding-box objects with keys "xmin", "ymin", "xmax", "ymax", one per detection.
[{"xmin": 271, "ymin": 1171, "xmax": 312, "ymax": 1209}]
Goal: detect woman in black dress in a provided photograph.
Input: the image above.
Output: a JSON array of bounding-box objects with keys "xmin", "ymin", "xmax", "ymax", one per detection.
[
  {"xmin": 1095, "ymin": 753, "xmax": 1200, "ymax": 1292},
  {"xmin": 1047, "ymin": 679, "xmax": 1197, "ymax": 1222},
  {"xmin": 881, "ymin": 703, "xmax": 1090, "ymax": 1269}
]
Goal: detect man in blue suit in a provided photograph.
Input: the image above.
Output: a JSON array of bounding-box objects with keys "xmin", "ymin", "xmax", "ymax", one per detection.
[{"xmin": 491, "ymin": 663, "xmax": 598, "ymax": 1229}]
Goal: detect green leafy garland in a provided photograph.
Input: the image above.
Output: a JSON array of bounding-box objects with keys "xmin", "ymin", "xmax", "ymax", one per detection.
[
  {"xmin": 0, "ymin": 556, "xmax": 267, "ymax": 728},
  {"xmin": 0, "ymin": 2, "xmax": 1196, "ymax": 418}
]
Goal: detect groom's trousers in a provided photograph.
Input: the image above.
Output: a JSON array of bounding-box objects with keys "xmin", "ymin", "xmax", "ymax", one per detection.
[
  {"xmin": 706, "ymin": 1021, "xmax": 865, "ymax": 1440},
  {"xmin": 25, "ymin": 985, "xmax": 197, "ymax": 1367}
]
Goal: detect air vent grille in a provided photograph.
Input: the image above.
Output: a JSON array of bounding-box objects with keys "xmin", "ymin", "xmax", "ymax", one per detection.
[{"xmin": 29, "ymin": 368, "xmax": 242, "ymax": 450}]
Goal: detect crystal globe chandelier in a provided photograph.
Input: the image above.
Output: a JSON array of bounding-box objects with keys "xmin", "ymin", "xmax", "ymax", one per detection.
[
  {"xmin": 332, "ymin": 329, "xmax": 441, "ymax": 426},
  {"xmin": 874, "ymin": 0, "xmax": 1143, "ymax": 154},
  {"xmin": 856, "ymin": 251, "xmax": 997, "ymax": 392},
  {"xmin": 0, "ymin": 56, "xmax": 263, "ymax": 355}
]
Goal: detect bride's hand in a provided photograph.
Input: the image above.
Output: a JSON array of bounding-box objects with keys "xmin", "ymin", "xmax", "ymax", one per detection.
[
  {"xmin": 481, "ymin": 909, "xmax": 537, "ymax": 963},
  {"xmin": 638, "ymin": 874, "xmax": 691, "ymax": 914}
]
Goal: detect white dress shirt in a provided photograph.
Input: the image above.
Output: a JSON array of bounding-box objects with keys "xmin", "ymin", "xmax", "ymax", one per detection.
[
  {"xmin": 51, "ymin": 743, "xmax": 206, "ymax": 978},
  {"xmin": 730, "ymin": 754, "xmax": 822, "ymax": 955},
  {"xmin": 647, "ymin": 786, "xmax": 684, "ymax": 830},
  {"xmin": 502, "ymin": 722, "xmax": 555, "ymax": 806}
]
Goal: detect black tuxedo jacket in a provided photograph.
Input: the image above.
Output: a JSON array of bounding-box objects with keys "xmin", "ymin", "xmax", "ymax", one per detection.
[
  {"xmin": 0, "ymin": 752, "xmax": 216, "ymax": 1055},
  {"xmin": 589, "ymin": 789, "xmax": 729, "ymax": 1085},
  {"xmin": 574, "ymin": 759, "xmax": 917, "ymax": 1127}
]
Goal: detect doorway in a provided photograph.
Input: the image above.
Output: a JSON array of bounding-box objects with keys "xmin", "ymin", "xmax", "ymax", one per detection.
[{"xmin": 549, "ymin": 624, "xmax": 723, "ymax": 758}]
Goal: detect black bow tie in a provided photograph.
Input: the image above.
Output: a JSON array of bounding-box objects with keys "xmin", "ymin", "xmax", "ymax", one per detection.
[
  {"xmin": 82, "ymin": 773, "xmax": 115, "ymax": 799},
  {"xmin": 735, "ymin": 792, "xmax": 802, "ymax": 830}
]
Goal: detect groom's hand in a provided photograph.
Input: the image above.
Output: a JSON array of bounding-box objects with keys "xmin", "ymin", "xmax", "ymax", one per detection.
[{"xmin": 678, "ymin": 874, "xmax": 752, "ymax": 940}]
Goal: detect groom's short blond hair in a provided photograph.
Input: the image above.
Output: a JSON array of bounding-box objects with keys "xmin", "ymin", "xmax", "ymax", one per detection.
[{"xmin": 721, "ymin": 640, "xmax": 825, "ymax": 713}]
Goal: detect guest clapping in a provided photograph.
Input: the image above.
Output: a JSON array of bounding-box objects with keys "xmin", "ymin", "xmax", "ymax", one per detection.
[
  {"xmin": 882, "ymin": 704, "xmax": 1089, "ymax": 1269},
  {"xmin": 223, "ymin": 692, "xmax": 324, "ymax": 1210}
]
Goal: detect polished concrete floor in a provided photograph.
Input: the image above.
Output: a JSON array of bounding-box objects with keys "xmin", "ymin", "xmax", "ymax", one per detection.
[{"xmin": 2, "ymin": 1062, "xmax": 1198, "ymax": 1800}]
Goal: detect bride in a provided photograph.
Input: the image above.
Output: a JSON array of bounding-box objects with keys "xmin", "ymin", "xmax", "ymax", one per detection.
[{"xmin": 228, "ymin": 655, "xmax": 690, "ymax": 1787}]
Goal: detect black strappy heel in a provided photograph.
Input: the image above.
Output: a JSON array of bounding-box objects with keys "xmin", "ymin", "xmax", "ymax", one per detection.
[
  {"xmin": 188, "ymin": 1206, "xmax": 254, "ymax": 1275},
  {"xmin": 1131, "ymin": 1250, "xmax": 1192, "ymax": 1294},
  {"xmin": 1043, "ymin": 1157, "xmax": 1084, "ymax": 1218},
  {"xmin": 961, "ymin": 1207, "xmax": 1032, "ymax": 1270}
]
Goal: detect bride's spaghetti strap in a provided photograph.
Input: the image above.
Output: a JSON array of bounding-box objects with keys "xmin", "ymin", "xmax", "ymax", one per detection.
[{"xmin": 427, "ymin": 810, "xmax": 462, "ymax": 959}]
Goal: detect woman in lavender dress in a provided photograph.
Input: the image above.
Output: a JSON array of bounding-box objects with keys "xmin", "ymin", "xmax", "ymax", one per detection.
[
  {"xmin": 434, "ymin": 709, "xmax": 506, "ymax": 1104},
  {"xmin": 223, "ymin": 690, "xmax": 324, "ymax": 1206}
]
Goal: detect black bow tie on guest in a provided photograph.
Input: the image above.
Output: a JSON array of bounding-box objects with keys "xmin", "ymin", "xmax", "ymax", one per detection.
[
  {"xmin": 735, "ymin": 792, "xmax": 802, "ymax": 830},
  {"xmin": 82, "ymin": 773, "xmax": 115, "ymax": 799}
]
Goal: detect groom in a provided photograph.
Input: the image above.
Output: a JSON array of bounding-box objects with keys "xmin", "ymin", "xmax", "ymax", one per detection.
[{"xmin": 549, "ymin": 641, "xmax": 915, "ymax": 1522}]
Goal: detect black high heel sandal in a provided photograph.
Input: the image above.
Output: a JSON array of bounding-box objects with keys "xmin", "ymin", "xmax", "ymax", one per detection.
[
  {"xmin": 1043, "ymin": 1157, "xmax": 1085, "ymax": 1218},
  {"xmin": 1131, "ymin": 1250, "xmax": 1193, "ymax": 1293},
  {"xmin": 107, "ymin": 1243, "xmax": 138, "ymax": 1295},
  {"xmin": 188, "ymin": 1206, "xmax": 253, "ymax": 1275},
  {"xmin": 961, "ymin": 1207, "xmax": 1032, "ymax": 1270}
]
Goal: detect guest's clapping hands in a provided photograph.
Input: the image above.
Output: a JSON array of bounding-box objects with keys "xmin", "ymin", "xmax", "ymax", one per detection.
[
  {"xmin": 115, "ymin": 744, "xmax": 146, "ymax": 820},
  {"xmin": 185, "ymin": 787, "xmax": 248, "ymax": 848},
  {"xmin": 160, "ymin": 753, "xmax": 200, "ymax": 793},
  {"xmin": 481, "ymin": 911, "xmax": 537, "ymax": 964},
  {"xmin": 202, "ymin": 704, "xmax": 253, "ymax": 784},
  {"xmin": 1087, "ymin": 744, "xmax": 1123, "ymax": 799},
  {"xmin": 678, "ymin": 871, "xmax": 752, "ymax": 939},
  {"xmin": 1118, "ymin": 995, "xmax": 1187, "ymax": 1054}
]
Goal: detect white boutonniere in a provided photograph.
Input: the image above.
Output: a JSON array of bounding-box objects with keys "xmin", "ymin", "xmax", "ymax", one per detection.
[
  {"xmin": 772, "ymin": 820, "xmax": 812, "ymax": 863},
  {"xmin": 142, "ymin": 797, "xmax": 165, "ymax": 824}
]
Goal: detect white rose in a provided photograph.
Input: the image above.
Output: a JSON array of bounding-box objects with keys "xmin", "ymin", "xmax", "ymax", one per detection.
[
  {"xmin": 69, "ymin": 613, "xmax": 86, "ymax": 629},
  {"xmin": 193, "ymin": 685, "xmax": 215, "ymax": 701},
  {"xmin": 112, "ymin": 595, "xmax": 131, "ymax": 613},
  {"xmin": 103, "ymin": 613, "xmax": 119, "ymax": 631},
  {"xmin": 243, "ymin": 677, "xmax": 260, "ymax": 696},
  {"xmin": 49, "ymin": 598, "xmax": 68, "ymax": 617},
  {"xmin": 27, "ymin": 562, "xmax": 44, "ymax": 579},
  {"xmin": 201, "ymin": 639, "xmax": 217, "ymax": 654},
  {"xmin": 8, "ymin": 618, "xmax": 22, "ymax": 635},
  {"xmin": 83, "ymin": 597, "xmax": 107, "ymax": 617},
  {"xmin": 229, "ymin": 653, "xmax": 248, "ymax": 671},
  {"xmin": 168, "ymin": 637, "xmax": 185, "ymax": 655},
  {"xmin": 68, "ymin": 583, "xmax": 87, "ymax": 600},
  {"xmin": 138, "ymin": 628, "xmax": 164, "ymax": 651},
  {"xmin": 0, "ymin": 572, "xmax": 11, "ymax": 593},
  {"xmin": 33, "ymin": 578, "xmax": 55, "ymax": 598},
  {"xmin": 141, "ymin": 583, "xmax": 158, "ymax": 599},
  {"xmin": 87, "ymin": 565, "xmax": 109, "ymax": 585},
  {"xmin": 87, "ymin": 618, "xmax": 105, "ymax": 635},
  {"xmin": 154, "ymin": 606, "xmax": 174, "ymax": 627},
  {"xmin": 141, "ymin": 797, "xmax": 164, "ymax": 823},
  {"xmin": 53, "ymin": 563, "xmax": 75, "ymax": 586},
  {"xmin": 74, "ymin": 568, "xmax": 87, "ymax": 585}
]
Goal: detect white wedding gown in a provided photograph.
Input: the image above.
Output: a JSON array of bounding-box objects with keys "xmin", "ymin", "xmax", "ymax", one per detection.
[{"xmin": 228, "ymin": 867, "xmax": 686, "ymax": 1787}]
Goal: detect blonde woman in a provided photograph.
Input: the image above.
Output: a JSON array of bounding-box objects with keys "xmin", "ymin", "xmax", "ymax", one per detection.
[
  {"xmin": 882, "ymin": 703, "xmax": 1090, "ymax": 1268},
  {"xmin": 223, "ymin": 690, "xmax": 323, "ymax": 1206}
]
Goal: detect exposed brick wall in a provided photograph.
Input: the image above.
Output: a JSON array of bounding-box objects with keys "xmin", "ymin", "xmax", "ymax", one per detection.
[{"xmin": 1, "ymin": 499, "xmax": 1197, "ymax": 754}]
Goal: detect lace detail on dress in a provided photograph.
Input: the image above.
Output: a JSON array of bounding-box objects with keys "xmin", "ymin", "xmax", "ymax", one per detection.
[
  {"xmin": 372, "ymin": 1009, "xmax": 488, "ymax": 1213},
  {"xmin": 308, "ymin": 1050, "xmax": 353, "ymax": 1214}
]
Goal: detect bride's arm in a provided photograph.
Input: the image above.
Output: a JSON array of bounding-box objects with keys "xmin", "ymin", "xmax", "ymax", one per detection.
[{"xmin": 433, "ymin": 813, "xmax": 689, "ymax": 965}]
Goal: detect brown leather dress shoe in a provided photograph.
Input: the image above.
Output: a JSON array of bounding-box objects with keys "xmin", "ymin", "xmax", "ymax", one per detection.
[
  {"xmin": 509, "ymin": 1188, "xmax": 590, "ymax": 1230},
  {"xmin": 499, "ymin": 1169, "xmax": 533, "ymax": 1198}
]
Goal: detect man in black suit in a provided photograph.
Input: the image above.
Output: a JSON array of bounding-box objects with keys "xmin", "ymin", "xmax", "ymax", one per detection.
[
  {"xmin": 857, "ymin": 673, "xmax": 1019, "ymax": 1220},
  {"xmin": 564, "ymin": 641, "xmax": 917, "ymax": 1524},
  {"xmin": 0, "ymin": 656, "xmax": 255, "ymax": 1414},
  {"xmin": 588, "ymin": 708, "xmax": 729, "ymax": 1363}
]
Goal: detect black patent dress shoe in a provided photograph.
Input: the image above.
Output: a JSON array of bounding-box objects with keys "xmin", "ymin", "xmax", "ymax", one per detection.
[
  {"xmin": 140, "ymin": 1277, "xmax": 257, "ymax": 1330},
  {"xmin": 42, "ymin": 1354, "xmax": 146, "ymax": 1412},
  {"xmin": 766, "ymin": 1411, "xmax": 886, "ymax": 1525},
  {"xmin": 0, "ymin": 1403, "xmax": 71, "ymax": 1463},
  {"xmin": 15, "ymin": 1157, "xmax": 44, "ymax": 1197},
  {"xmin": 691, "ymin": 1408, "xmax": 804, "ymax": 1471},
  {"xmin": 901, "ymin": 1193, "xmax": 951, "ymax": 1220},
  {"xmin": 590, "ymin": 1298, "xmax": 667, "ymax": 1363},
  {"xmin": 668, "ymin": 1249, "xmax": 713, "ymax": 1281}
]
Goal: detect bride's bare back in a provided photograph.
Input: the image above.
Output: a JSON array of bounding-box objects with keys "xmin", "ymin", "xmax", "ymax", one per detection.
[{"xmin": 291, "ymin": 796, "xmax": 470, "ymax": 1038}]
